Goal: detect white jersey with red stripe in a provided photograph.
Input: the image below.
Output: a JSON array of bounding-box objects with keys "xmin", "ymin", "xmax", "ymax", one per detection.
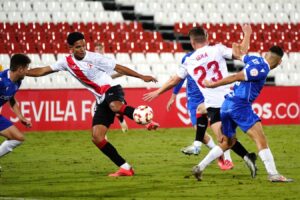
[
  {"xmin": 50, "ymin": 51, "xmax": 118, "ymax": 103},
  {"xmin": 177, "ymin": 44, "xmax": 232, "ymax": 108}
]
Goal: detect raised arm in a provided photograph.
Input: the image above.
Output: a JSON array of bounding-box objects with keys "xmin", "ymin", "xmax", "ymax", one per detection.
[
  {"xmin": 114, "ymin": 64, "xmax": 157, "ymax": 82},
  {"xmin": 26, "ymin": 66, "xmax": 54, "ymax": 77},
  {"xmin": 232, "ymin": 24, "xmax": 252, "ymax": 60},
  {"xmin": 204, "ymin": 70, "xmax": 245, "ymax": 88}
]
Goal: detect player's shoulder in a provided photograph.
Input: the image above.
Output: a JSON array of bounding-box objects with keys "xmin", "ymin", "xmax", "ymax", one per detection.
[
  {"xmin": 0, "ymin": 69, "xmax": 8, "ymax": 78},
  {"xmin": 181, "ymin": 51, "xmax": 195, "ymax": 64},
  {"xmin": 208, "ymin": 43, "xmax": 227, "ymax": 49}
]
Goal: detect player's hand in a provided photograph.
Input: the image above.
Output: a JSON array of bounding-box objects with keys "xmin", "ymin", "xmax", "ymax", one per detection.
[
  {"xmin": 166, "ymin": 95, "xmax": 175, "ymax": 111},
  {"xmin": 203, "ymin": 79, "xmax": 215, "ymax": 88},
  {"xmin": 141, "ymin": 75, "xmax": 157, "ymax": 83},
  {"xmin": 143, "ymin": 90, "xmax": 159, "ymax": 102},
  {"xmin": 20, "ymin": 117, "xmax": 32, "ymax": 128},
  {"xmin": 242, "ymin": 24, "xmax": 252, "ymax": 35}
]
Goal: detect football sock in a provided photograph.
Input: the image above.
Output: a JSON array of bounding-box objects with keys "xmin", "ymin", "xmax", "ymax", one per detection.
[
  {"xmin": 193, "ymin": 140, "xmax": 202, "ymax": 148},
  {"xmin": 258, "ymin": 148, "xmax": 278, "ymax": 175},
  {"xmin": 120, "ymin": 105, "xmax": 134, "ymax": 120},
  {"xmin": 0, "ymin": 140, "xmax": 22, "ymax": 157},
  {"xmin": 96, "ymin": 139, "xmax": 126, "ymax": 167},
  {"xmin": 205, "ymin": 136, "xmax": 216, "ymax": 149},
  {"xmin": 231, "ymin": 140, "xmax": 248, "ymax": 158},
  {"xmin": 195, "ymin": 114, "xmax": 208, "ymax": 142},
  {"xmin": 199, "ymin": 146, "xmax": 223, "ymax": 171},
  {"xmin": 223, "ymin": 150, "xmax": 232, "ymax": 162},
  {"xmin": 120, "ymin": 163, "xmax": 131, "ymax": 170}
]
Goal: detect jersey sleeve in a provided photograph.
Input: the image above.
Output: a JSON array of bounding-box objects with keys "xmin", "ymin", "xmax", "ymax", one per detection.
[
  {"xmin": 95, "ymin": 53, "xmax": 116, "ymax": 72},
  {"xmin": 173, "ymin": 78, "xmax": 185, "ymax": 94},
  {"xmin": 50, "ymin": 58, "xmax": 67, "ymax": 71},
  {"xmin": 177, "ymin": 64, "xmax": 188, "ymax": 79},
  {"xmin": 216, "ymin": 44, "xmax": 232, "ymax": 59},
  {"xmin": 243, "ymin": 64, "xmax": 267, "ymax": 81}
]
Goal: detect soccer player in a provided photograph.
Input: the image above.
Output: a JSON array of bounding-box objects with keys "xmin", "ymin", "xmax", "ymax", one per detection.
[
  {"xmin": 166, "ymin": 71, "xmax": 234, "ymax": 170},
  {"xmin": 144, "ymin": 25, "xmax": 257, "ymax": 174},
  {"xmin": 193, "ymin": 45, "xmax": 293, "ymax": 182},
  {"xmin": 26, "ymin": 32, "xmax": 159, "ymax": 177},
  {"xmin": 94, "ymin": 43, "xmax": 128, "ymax": 133},
  {"xmin": 0, "ymin": 54, "xmax": 32, "ymax": 171}
]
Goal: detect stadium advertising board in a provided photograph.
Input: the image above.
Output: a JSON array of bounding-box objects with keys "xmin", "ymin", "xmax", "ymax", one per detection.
[{"xmin": 1, "ymin": 87, "xmax": 299, "ymax": 131}]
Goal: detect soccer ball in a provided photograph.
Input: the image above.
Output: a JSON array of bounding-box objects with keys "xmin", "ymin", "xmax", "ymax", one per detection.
[{"xmin": 133, "ymin": 105, "xmax": 153, "ymax": 125}]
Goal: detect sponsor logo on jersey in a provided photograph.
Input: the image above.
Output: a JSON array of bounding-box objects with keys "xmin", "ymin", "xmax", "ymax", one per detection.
[{"xmin": 250, "ymin": 69, "xmax": 258, "ymax": 76}]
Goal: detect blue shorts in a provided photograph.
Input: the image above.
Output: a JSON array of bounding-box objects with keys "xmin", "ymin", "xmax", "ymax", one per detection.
[
  {"xmin": 187, "ymin": 97, "xmax": 204, "ymax": 126},
  {"xmin": 220, "ymin": 100, "xmax": 260, "ymax": 138},
  {"xmin": 0, "ymin": 115, "xmax": 13, "ymax": 131}
]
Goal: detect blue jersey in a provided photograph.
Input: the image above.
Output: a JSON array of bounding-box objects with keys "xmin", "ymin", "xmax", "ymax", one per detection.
[
  {"xmin": 0, "ymin": 69, "xmax": 22, "ymax": 108},
  {"xmin": 226, "ymin": 55, "xmax": 270, "ymax": 106},
  {"xmin": 173, "ymin": 52, "xmax": 204, "ymax": 102}
]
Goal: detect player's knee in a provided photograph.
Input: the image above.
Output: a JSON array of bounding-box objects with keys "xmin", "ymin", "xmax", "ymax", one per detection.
[
  {"xmin": 109, "ymin": 102, "xmax": 122, "ymax": 113},
  {"xmin": 11, "ymin": 133, "xmax": 25, "ymax": 142}
]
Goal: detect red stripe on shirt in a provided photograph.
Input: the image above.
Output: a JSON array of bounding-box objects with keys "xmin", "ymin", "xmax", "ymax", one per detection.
[{"xmin": 66, "ymin": 55, "xmax": 110, "ymax": 95}]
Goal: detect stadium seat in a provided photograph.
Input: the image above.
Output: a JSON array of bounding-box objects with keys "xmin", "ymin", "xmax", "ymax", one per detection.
[
  {"xmin": 47, "ymin": 1, "xmax": 61, "ymax": 12},
  {"xmin": 2, "ymin": 1, "xmax": 17, "ymax": 12},
  {"xmin": 146, "ymin": 53, "xmax": 161, "ymax": 65},
  {"xmin": 116, "ymin": 53, "xmax": 132, "ymax": 64},
  {"xmin": 131, "ymin": 53, "xmax": 147, "ymax": 65},
  {"xmin": 160, "ymin": 53, "xmax": 175, "ymax": 64},
  {"xmin": 32, "ymin": 2, "xmax": 47, "ymax": 12},
  {"xmin": 17, "ymin": 1, "xmax": 32, "ymax": 12}
]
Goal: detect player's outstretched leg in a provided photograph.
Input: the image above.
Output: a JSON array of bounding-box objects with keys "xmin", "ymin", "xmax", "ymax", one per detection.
[{"xmin": 92, "ymin": 125, "xmax": 134, "ymax": 177}]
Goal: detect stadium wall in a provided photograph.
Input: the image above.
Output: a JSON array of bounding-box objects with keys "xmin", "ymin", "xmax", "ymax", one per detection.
[{"xmin": 1, "ymin": 86, "xmax": 299, "ymax": 131}]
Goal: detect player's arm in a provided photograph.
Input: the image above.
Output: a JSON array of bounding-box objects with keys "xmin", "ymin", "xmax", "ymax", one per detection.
[
  {"xmin": 143, "ymin": 75, "xmax": 182, "ymax": 102},
  {"xmin": 114, "ymin": 64, "xmax": 157, "ymax": 82},
  {"xmin": 9, "ymin": 97, "xmax": 32, "ymax": 128},
  {"xmin": 166, "ymin": 78, "xmax": 185, "ymax": 111},
  {"xmin": 111, "ymin": 73, "xmax": 123, "ymax": 79},
  {"xmin": 204, "ymin": 70, "xmax": 245, "ymax": 88},
  {"xmin": 26, "ymin": 66, "xmax": 54, "ymax": 77},
  {"xmin": 232, "ymin": 24, "xmax": 252, "ymax": 60}
]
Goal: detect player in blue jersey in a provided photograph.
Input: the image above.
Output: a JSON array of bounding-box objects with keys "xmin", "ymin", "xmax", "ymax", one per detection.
[
  {"xmin": 0, "ymin": 54, "xmax": 32, "ymax": 171},
  {"xmin": 192, "ymin": 45, "xmax": 293, "ymax": 182}
]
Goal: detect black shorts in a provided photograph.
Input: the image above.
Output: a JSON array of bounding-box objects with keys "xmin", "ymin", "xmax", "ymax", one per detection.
[
  {"xmin": 207, "ymin": 107, "xmax": 221, "ymax": 125},
  {"xmin": 92, "ymin": 85, "xmax": 125, "ymax": 128}
]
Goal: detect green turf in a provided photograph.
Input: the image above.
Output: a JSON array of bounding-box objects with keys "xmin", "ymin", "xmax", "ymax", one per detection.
[{"xmin": 0, "ymin": 125, "xmax": 299, "ymax": 200}]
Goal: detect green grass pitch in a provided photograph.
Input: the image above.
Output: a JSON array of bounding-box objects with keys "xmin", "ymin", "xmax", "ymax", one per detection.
[{"xmin": 0, "ymin": 125, "xmax": 299, "ymax": 200}]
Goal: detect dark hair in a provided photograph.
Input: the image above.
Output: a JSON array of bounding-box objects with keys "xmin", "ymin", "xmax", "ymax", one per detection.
[
  {"xmin": 10, "ymin": 54, "xmax": 31, "ymax": 71},
  {"xmin": 269, "ymin": 46, "xmax": 284, "ymax": 57},
  {"xmin": 67, "ymin": 32, "xmax": 85, "ymax": 45},
  {"xmin": 188, "ymin": 27, "xmax": 208, "ymax": 43}
]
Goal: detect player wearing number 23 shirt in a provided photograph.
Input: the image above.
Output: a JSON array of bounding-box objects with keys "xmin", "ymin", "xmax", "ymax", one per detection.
[{"xmin": 177, "ymin": 44, "xmax": 232, "ymax": 108}]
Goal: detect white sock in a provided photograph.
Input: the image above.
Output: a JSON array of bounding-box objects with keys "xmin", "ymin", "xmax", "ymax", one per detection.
[
  {"xmin": 258, "ymin": 148, "xmax": 278, "ymax": 175},
  {"xmin": 120, "ymin": 162, "xmax": 131, "ymax": 170},
  {"xmin": 223, "ymin": 150, "xmax": 232, "ymax": 162},
  {"xmin": 205, "ymin": 136, "xmax": 216, "ymax": 149},
  {"xmin": 193, "ymin": 140, "xmax": 202, "ymax": 147},
  {"xmin": 198, "ymin": 146, "xmax": 223, "ymax": 171},
  {"xmin": 0, "ymin": 140, "xmax": 22, "ymax": 157}
]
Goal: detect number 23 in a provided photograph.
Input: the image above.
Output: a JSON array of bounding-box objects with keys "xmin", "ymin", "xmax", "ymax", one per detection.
[{"xmin": 193, "ymin": 61, "xmax": 223, "ymax": 87}]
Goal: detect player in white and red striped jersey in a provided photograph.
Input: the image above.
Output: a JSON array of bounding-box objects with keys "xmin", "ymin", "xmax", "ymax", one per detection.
[{"xmin": 27, "ymin": 32, "xmax": 159, "ymax": 177}]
